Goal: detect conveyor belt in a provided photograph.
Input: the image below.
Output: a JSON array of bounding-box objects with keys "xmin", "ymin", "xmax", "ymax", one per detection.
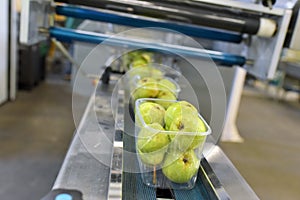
[
  {"xmin": 123, "ymin": 169, "xmax": 217, "ymax": 199},
  {"xmin": 122, "ymin": 103, "xmax": 222, "ymax": 200},
  {"xmin": 47, "ymin": 73, "xmax": 258, "ymax": 200}
]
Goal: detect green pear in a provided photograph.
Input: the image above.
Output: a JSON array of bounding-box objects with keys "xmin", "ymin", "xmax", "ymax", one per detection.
[
  {"xmin": 132, "ymin": 77, "xmax": 159, "ymax": 99},
  {"xmin": 128, "ymin": 51, "xmax": 141, "ymax": 58},
  {"xmin": 149, "ymin": 68, "xmax": 164, "ymax": 78},
  {"xmin": 162, "ymin": 150, "xmax": 200, "ymax": 183},
  {"xmin": 157, "ymin": 78, "xmax": 177, "ymax": 93},
  {"xmin": 140, "ymin": 66, "xmax": 164, "ymax": 79},
  {"xmin": 138, "ymin": 102, "xmax": 165, "ymax": 126},
  {"xmin": 137, "ymin": 148, "xmax": 165, "ymax": 166},
  {"xmin": 131, "ymin": 59, "xmax": 148, "ymax": 68},
  {"xmin": 168, "ymin": 113, "xmax": 199, "ymax": 151},
  {"xmin": 137, "ymin": 123, "xmax": 170, "ymax": 153},
  {"xmin": 128, "ymin": 66, "xmax": 163, "ymax": 79},
  {"xmin": 164, "ymin": 101, "xmax": 198, "ymax": 130},
  {"xmin": 168, "ymin": 116, "xmax": 207, "ymax": 151},
  {"xmin": 188, "ymin": 117, "xmax": 207, "ymax": 150},
  {"xmin": 141, "ymin": 52, "xmax": 152, "ymax": 63},
  {"xmin": 156, "ymin": 91, "xmax": 177, "ymax": 109}
]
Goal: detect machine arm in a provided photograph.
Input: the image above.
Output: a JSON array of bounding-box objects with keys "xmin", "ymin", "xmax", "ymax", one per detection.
[
  {"xmin": 55, "ymin": 5, "xmax": 243, "ymax": 43},
  {"xmin": 54, "ymin": 0, "xmax": 277, "ymax": 37},
  {"xmin": 49, "ymin": 27, "xmax": 246, "ymax": 66}
]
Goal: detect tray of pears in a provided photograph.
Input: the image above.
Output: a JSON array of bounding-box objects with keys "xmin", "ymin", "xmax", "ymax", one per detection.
[
  {"xmin": 126, "ymin": 63, "xmax": 181, "ymax": 102},
  {"xmin": 134, "ymin": 98, "xmax": 211, "ymax": 190}
]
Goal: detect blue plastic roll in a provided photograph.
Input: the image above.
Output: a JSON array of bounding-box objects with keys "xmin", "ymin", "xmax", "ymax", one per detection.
[
  {"xmin": 49, "ymin": 27, "xmax": 246, "ymax": 66},
  {"xmin": 55, "ymin": 5, "xmax": 242, "ymax": 43}
]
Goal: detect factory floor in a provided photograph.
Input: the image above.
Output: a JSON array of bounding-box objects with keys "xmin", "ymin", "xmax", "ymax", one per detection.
[
  {"xmin": 220, "ymin": 85, "xmax": 300, "ymax": 200},
  {"xmin": 0, "ymin": 77, "xmax": 75, "ymax": 200},
  {"xmin": 0, "ymin": 77, "xmax": 299, "ymax": 200}
]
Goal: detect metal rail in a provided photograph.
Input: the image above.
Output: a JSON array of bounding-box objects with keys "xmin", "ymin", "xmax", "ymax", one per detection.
[
  {"xmin": 55, "ymin": 5, "xmax": 243, "ymax": 43},
  {"xmin": 49, "ymin": 27, "xmax": 246, "ymax": 66}
]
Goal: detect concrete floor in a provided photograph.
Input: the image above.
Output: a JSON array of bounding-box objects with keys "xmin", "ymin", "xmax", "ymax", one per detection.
[
  {"xmin": 220, "ymin": 87, "xmax": 300, "ymax": 200},
  {"xmin": 0, "ymin": 80, "xmax": 75, "ymax": 200},
  {"xmin": 0, "ymin": 79, "xmax": 300, "ymax": 200}
]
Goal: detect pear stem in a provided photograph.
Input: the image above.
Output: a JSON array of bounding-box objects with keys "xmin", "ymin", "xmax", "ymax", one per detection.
[{"xmin": 153, "ymin": 165, "xmax": 157, "ymax": 185}]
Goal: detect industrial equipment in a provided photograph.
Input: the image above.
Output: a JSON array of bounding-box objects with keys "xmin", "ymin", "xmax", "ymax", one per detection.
[{"xmin": 20, "ymin": 0, "xmax": 300, "ymax": 199}]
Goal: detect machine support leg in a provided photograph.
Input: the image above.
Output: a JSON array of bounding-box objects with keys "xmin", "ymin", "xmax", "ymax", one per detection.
[{"xmin": 221, "ymin": 67, "xmax": 246, "ymax": 142}]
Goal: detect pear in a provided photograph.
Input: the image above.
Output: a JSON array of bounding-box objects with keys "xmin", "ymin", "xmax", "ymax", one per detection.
[
  {"xmin": 162, "ymin": 150, "xmax": 200, "ymax": 183},
  {"xmin": 131, "ymin": 59, "xmax": 148, "ymax": 68},
  {"xmin": 141, "ymin": 52, "xmax": 152, "ymax": 63},
  {"xmin": 164, "ymin": 101, "xmax": 198, "ymax": 130},
  {"xmin": 132, "ymin": 77, "xmax": 159, "ymax": 99},
  {"xmin": 127, "ymin": 66, "xmax": 163, "ymax": 79},
  {"xmin": 188, "ymin": 117, "xmax": 207, "ymax": 150},
  {"xmin": 138, "ymin": 102, "xmax": 165, "ymax": 126},
  {"xmin": 157, "ymin": 78, "xmax": 177, "ymax": 94},
  {"xmin": 137, "ymin": 123, "xmax": 170, "ymax": 153},
  {"xmin": 137, "ymin": 148, "xmax": 165, "ymax": 166},
  {"xmin": 128, "ymin": 51, "xmax": 141, "ymax": 58},
  {"xmin": 156, "ymin": 91, "xmax": 177, "ymax": 109},
  {"xmin": 168, "ymin": 113, "xmax": 199, "ymax": 132},
  {"xmin": 168, "ymin": 116, "xmax": 207, "ymax": 151}
]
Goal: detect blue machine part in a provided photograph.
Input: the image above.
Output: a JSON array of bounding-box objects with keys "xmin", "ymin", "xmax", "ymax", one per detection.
[
  {"xmin": 49, "ymin": 27, "xmax": 246, "ymax": 66},
  {"xmin": 55, "ymin": 193, "xmax": 73, "ymax": 200},
  {"xmin": 55, "ymin": 5, "xmax": 243, "ymax": 43}
]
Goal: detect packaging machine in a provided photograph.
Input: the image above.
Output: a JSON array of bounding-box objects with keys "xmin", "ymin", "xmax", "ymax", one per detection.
[{"xmin": 20, "ymin": 0, "xmax": 299, "ymax": 199}]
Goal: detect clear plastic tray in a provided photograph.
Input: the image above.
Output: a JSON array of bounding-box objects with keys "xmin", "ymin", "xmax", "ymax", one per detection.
[
  {"xmin": 130, "ymin": 76, "xmax": 181, "ymax": 98},
  {"xmin": 134, "ymin": 98, "xmax": 212, "ymax": 190},
  {"xmin": 126, "ymin": 63, "xmax": 181, "ymax": 80},
  {"xmin": 126, "ymin": 64, "xmax": 181, "ymax": 97},
  {"xmin": 127, "ymin": 64, "xmax": 181, "ymax": 107}
]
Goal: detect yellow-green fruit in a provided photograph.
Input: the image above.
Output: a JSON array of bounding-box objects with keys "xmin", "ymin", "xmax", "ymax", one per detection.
[
  {"xmin": 139, "ymin": 102, "xmax": 165, "ymax": 126},
  {"xmin": 128, "ymin": 51, "xmax": 141, "ymax": 58},
  {"xmin": 141, "ymin": 53, "xmax": 152, "ymax": 63},
  {"xmin": 150, "ymin": 68, "xmax": 164, "ymax": 78},
  {"xmin": 164, "ymin": 101, "xmax": 198, "ymax": 130},
  {"xmin": 132, "ymin": 77, "xmax": 159, "ymax": 99},
  {"xmin": 156, "ymin": 91, "xmax": 177, "ymax": 109},
  {"xmin": 140, "ymin": 64, "xmax": 164, "ymax": 78},
  {"xmin": 127, "ymin": 66, "xmax": 163, "ymax": 79},
  {"xmin": 157, "ymin": 78, "xmax": 177, "ymax": 94},
  {"xmin": 131, "ymin": 59, "xmax": 148, "ymax": 68},
  {"xmin": 188, "ymin": 118, "xmax": 207, "ymax": 150},
  {"xmin": 137, "ymin": 148, "xmax": 165, "ymax": 166},
  {"xmin": 168, "ymin": 116, "xmax": 207, "ymax": 151},
  {"xmin": 137, "ymin": 123, "xmax": 170, "ymax": 153},
  {"xmin": 168, "ymin": 113, "xmax": 199, "ymax": 151},
  {"xmin": 162, "ymin": 150, "xmax": 200, "ymax": 183}
]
